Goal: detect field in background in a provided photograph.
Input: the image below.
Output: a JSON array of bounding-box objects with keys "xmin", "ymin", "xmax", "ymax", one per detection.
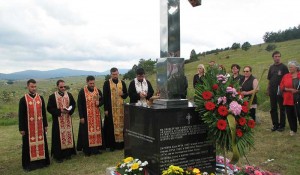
[{"xmin": 0, "ymin": 39, "xmax": 300, "ymax": 174}]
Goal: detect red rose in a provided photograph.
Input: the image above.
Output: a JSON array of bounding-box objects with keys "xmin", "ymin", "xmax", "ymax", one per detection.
[
  {"xmin": 205, "ymin": 102, "xmax": 216, "ymax": 111},
  {"xmin": 238, "ymin": 117, "xmax": 247, "ymax": 126},
  {"xmin": 243, "ymin": 101, "xmax": 249, "ymax": 107},
  {"xmin": 212, "ymin": 84, "xmax": 219, "ymax": 90},
  {"xmin": 217, "ymin": 119, "xmax": 227, "ymax": 130},
  {"xmin": 242, "ymin": 106, "xmax": 248, "ymax": 113},
  {"xmin": 202, "ymin": 91, "xmax": 213, "ymax": 100},
  {"xmin": 248, "ymin": 119, "xmax": 256, "ymax": 128},
  {"xmin": 236, "ymin": 129, "xmax": 243, "ymax": 137},
  {"xmin": 218, "ymin": 105, "xmax": 228, "ymax": 117}
]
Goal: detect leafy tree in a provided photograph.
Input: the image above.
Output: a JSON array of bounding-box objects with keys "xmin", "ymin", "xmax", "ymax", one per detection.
[
  {"xmin": 241, "ymin": 42, "xmax": 251, "ymax": 51},
  {"xmin": 104, "ymin": 74, "xmax": 111, "ymax": 81},
  {"xmin": 138, "ymin": 59, "xmax": 156, "ymax": 75},
  {"xmin": 265, "ymin": 44, "xmax": 277, "ymax": 52},
  {"xmin": 231, "ymin": 43, "xmax": 240, "ymax": 50}
]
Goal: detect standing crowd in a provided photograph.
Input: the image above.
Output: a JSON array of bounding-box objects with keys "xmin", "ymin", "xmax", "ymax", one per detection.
[{"xmin": 18, "ymin": 51, "xmax": 300, "ymax": 172}]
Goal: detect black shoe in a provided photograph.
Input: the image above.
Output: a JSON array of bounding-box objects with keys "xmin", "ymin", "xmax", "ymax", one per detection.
[
  {"xmin": 84, "ymin": 153, "xmax": 91, "ymax": 157},
  {"xmin": 271, "ymin": 126, "xmax": 278, "ymax": 131},
  {"xmin": 277, "ymin": 127, "xmax": 285, "ymax": 132},
  {"xmin": 23, "ymin": 167, "xmax": 32, "ymax": 172},
  {"xmin": 66, "ymin": 156, "xmax": 72, "ymax": 160},
  {"xmin": 110, "ymin": 148, "xmax": 115, "ymax": 152},
  {"xmin": 93, "ymin": 150, "xmax": 101, "ymax": 155}
]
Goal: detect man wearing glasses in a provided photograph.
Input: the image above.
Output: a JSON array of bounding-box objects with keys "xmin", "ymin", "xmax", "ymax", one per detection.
[{"xmin": 47, "ymin": 79, "xmax": 76, "ymax": 162}]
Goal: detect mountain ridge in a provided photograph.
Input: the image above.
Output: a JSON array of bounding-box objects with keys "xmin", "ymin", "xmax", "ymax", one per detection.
[{"xmin": 0, "ymin": 68, "xmax": 129, "ymax": 80}]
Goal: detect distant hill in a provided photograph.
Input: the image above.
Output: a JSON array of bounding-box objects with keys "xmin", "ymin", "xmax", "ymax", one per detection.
[{"xmin": 0, "ymin": 68, "xmax": 129, "ymax": 80}]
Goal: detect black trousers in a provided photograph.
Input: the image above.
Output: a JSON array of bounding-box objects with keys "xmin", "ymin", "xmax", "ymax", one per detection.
[
  {"xmin": 286, "ymin": 105, "xmax": 298, "ymax": 132},
  {"xmin": 269, "ymin": 93, "xmax": 286, "ymax": 128},
  {"xmin": 249, "ymin": 108, "xmax": 256, "ymax": 121}
]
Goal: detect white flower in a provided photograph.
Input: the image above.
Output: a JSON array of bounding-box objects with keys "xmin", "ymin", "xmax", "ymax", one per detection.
[
  {"xmin": 138, "ymin": 160, "xmax": 142, "ymax": 165},
  {"xmin": 139, "ymin": 168, "xmax": 143, "ymax": 171}
]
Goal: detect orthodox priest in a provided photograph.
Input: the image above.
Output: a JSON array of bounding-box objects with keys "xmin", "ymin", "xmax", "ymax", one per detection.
[
  {"xmin": 128, "ymin": 68, "xmax": 154, "ymax": 103},
  {"xmin": 77, "ymin": 76, "xmax": 103, "ymax": 156},
  {"xmin": 47, "ymin": 80, "xmax": 76, "ymax": 162},
  {"xmin": 18, "ymin": 79, "xmax": 50, "ymax": 171},
  {"xmin": 103, "ymin": 67, "xmax": 128, "ymax": 151}
]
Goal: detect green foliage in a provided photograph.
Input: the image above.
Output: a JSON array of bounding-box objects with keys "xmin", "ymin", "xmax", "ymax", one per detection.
[
  {"xmin": 263, "ymin": 25, "xmax": 300, "ymax": 42},
  {"xmin": 231, "ymin": 43, "xmax": 241, "ymax": 50},
  {"xmin": 241, "ymin": 42, "xmax": 251, "ymax": 51},
  {"xmin": 123, "ymin": 59, "xmax": 157, "ymax": 80},
  {"xmin": 194, "ymin": 67, "xmax": 255, "ymax": 161},
  {"xmin": 265, "ymin": 43, "xmax": 277, "ymax": 52},
  {"xmin": 105, "ymin": 74, "xmax": 111, "ymax": 81}
]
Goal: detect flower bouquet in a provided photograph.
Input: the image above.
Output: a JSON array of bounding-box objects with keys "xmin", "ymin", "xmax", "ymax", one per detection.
[
  {"xmin": 194, "ymin": 66, "xmax": 256, "ymax": 164},
  {"xmin": 236, "ymin": 165, "xmax": 274, "ymax": 175},
  {"xmin": 115, "ymin": 157, "xmax": 148, "ymax": 175},
  {"xmin": 162, "ymin": 165, "xmax": 213, "ymax": 175}
]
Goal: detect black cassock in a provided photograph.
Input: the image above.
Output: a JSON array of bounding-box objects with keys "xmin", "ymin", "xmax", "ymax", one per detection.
[
  {"xmin": 47, "ymin": 92, "xmax": 76, "ymax": 161},
  {"xmin": 128, "ymin": 79, "xmax": 154, "ymax": 103},
  {"xmin": 103, "ymin": 79, "xmax": 128, "ymax": 150},
  {"xmin": 18, "ymin": 94, "xmax": 50, "ymax": 170},
  {"xmin": 77, "ymin": 87, "xmax": 104, "ymax": 155}
]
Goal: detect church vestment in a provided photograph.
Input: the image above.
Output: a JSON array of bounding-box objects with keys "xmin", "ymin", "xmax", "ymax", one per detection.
[
  {"xmin": 77, "ymin": 86, "xmax": 104, "ymax": 155},
  {"xmin": 18, "ymin": 93, "xmax": 50, "ymax": 170},
  {"xmin": 128, "ymin": 78, "xmax": 154, "ymax": 103},
  {"xmin": 103, "ymin": 78, "xmax": 128, "ymax": 150},
  {"xmin": 47, "ymin": 91, "xmax": 76, "ymax": 161}
]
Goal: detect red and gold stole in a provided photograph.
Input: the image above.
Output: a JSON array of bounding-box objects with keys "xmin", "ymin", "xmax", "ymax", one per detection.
[
  {"xmin": 84, "ymin": 86, "xmax": 102, "ymax": 147},
  {"xmin": 54, "ymin": 92, "xmax": 74, "ymax": 150},
  {"xmin": 25, "ymin": 93, "xmax": 46, "ymax": 161},
  {"xmin": 109, "ymin": 79, "xmax": 124, "ymax": 143}
]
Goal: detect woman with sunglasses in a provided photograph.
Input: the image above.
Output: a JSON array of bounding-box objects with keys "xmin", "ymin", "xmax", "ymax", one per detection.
[{"xmin": 240, "ymin": 66, "xmax": 259, "ymax": 121}]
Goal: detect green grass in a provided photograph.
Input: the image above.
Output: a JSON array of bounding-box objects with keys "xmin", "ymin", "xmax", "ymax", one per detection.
[{"xmin": 0, "ymin": 39, "xmax": 300, "ymax": 174}]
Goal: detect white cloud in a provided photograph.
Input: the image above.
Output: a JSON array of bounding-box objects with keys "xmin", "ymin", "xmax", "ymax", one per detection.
[{"xmin": 0, "ymin": 0, "xmax": 299, "ymax": 73}]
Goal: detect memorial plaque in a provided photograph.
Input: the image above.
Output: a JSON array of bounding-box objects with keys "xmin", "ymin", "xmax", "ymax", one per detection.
[{"xmin": 124, "ymin": 104, "xmax": 216, "ymax": 175}]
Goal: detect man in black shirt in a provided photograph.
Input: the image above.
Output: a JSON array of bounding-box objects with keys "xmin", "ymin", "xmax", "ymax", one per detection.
[{"xmin": 267, "ymin": 51, "xmax": 289, "ymax": 131}]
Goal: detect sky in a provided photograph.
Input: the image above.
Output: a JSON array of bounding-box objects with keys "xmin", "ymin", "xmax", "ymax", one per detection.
[{"xmin": 0, "ymin": 0, "xmax": 299, "ymax": 74}]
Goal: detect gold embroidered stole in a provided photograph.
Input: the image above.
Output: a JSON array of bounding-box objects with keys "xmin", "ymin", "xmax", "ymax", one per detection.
[
  {"xmin": 109, "ymin": 79, "xmax": 124, "ymax": 142},
  {"xmin": 25, "ymin": 93, "xmax": 46, "ymax": 161},
  {"xmin": 84, "ymin": 86, "xmax": 102, "ymax": 147},
  {"xmin": 54, "ymin": 92, "xmax": 74, "ymax": 150}
]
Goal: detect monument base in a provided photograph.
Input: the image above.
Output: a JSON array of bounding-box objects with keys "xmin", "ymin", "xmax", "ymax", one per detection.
[{"xmin": 124, "ymin": 104, "xmax": 216, "ymax": 175}]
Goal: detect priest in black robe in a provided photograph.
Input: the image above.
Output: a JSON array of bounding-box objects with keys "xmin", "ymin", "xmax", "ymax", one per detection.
[
  {"xmin": 128, "ymin": 68, "xmax": 154, "ymax": 103},
  {"xmin": 103, "ymin": 67, "xmax": 128, "ymax": 151},
  {"xmin": 77, "ymin": 76, "xmax": 104, "ymax": 156},
  {"xmin": 18, "ymin": 79, "xmax": 50, "ymax": 171},
  {"xmin": 47, "ymin": 80, "xmax": 76, "ymax": 163}
]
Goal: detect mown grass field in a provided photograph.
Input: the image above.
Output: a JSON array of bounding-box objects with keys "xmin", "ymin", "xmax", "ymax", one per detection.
[{"xmin": 0, "ymin": 39, "xmax": 300, "ymax": 174}]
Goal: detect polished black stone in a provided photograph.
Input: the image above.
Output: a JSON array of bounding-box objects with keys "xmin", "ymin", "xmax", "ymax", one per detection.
[{"xmin": 124, "ymin": 104, "xmax": 215, "ymax": 175}]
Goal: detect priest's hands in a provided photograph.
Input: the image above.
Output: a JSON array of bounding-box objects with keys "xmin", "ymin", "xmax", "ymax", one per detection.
[
  {"xmin": 104, "ymin": 111, "xmax": 108, "ymax": 116},
  {"xmin": 80, "ymin": 118, "xmax": 85, "ymax": 124},
  {"xmin": 139, "ymin": 92, "xmax": 147, "ymax": 98},
  {"xmin": 118, "ymin": 91, "xmax": 123, "ymax": 96},
  {"xmin": 95, "ymin": 100, "xmax": 100, "ymax": 107},
  {"xmin": 20, "ymin": 131, "xmax": 25, "ymax": 136}
]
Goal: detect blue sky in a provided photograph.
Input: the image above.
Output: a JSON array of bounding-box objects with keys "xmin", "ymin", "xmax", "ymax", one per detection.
[{"xmin": 0, "ymin": 0, "xmax": 299, "ymax": 73}]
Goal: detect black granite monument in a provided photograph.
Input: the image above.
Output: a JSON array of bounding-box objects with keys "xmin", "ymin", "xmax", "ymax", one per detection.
[{"xmin": 124, "ymin": 0, "xmax": 215, "ymax": 174}]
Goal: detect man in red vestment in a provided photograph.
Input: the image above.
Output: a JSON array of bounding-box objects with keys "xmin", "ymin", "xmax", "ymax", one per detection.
[{"xmin": 18, "ymin": 79, "xmax": 50, "ymax": 171}]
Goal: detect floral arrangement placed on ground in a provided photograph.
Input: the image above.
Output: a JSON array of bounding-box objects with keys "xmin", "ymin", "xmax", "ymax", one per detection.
[
  {"xmin": 115, "ymin": 156, "xmax": 148, "ymax": 175},
  {"xmin": 216, "ymin": 155, "xmax": 274, "ymax": 175},
  {"xmin": 194, "ymin": 66, "xmax": 256, "ymax": 164},
  {"xmin": 162, "ymin": 165, "xmax": 214, "ymax": 175}
]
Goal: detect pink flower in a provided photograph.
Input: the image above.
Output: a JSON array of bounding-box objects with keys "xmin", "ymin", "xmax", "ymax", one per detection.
[
  {"xmin": 229, "ymin": 101, "xmax": 242, "ymax": 116},
  {"xmin": 254, "ymin": 170, "xmax": 263, "ymax": 175},
  {"xmin": 217, "ymin": 96, "xmax": 227, "ymax": 105}
]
